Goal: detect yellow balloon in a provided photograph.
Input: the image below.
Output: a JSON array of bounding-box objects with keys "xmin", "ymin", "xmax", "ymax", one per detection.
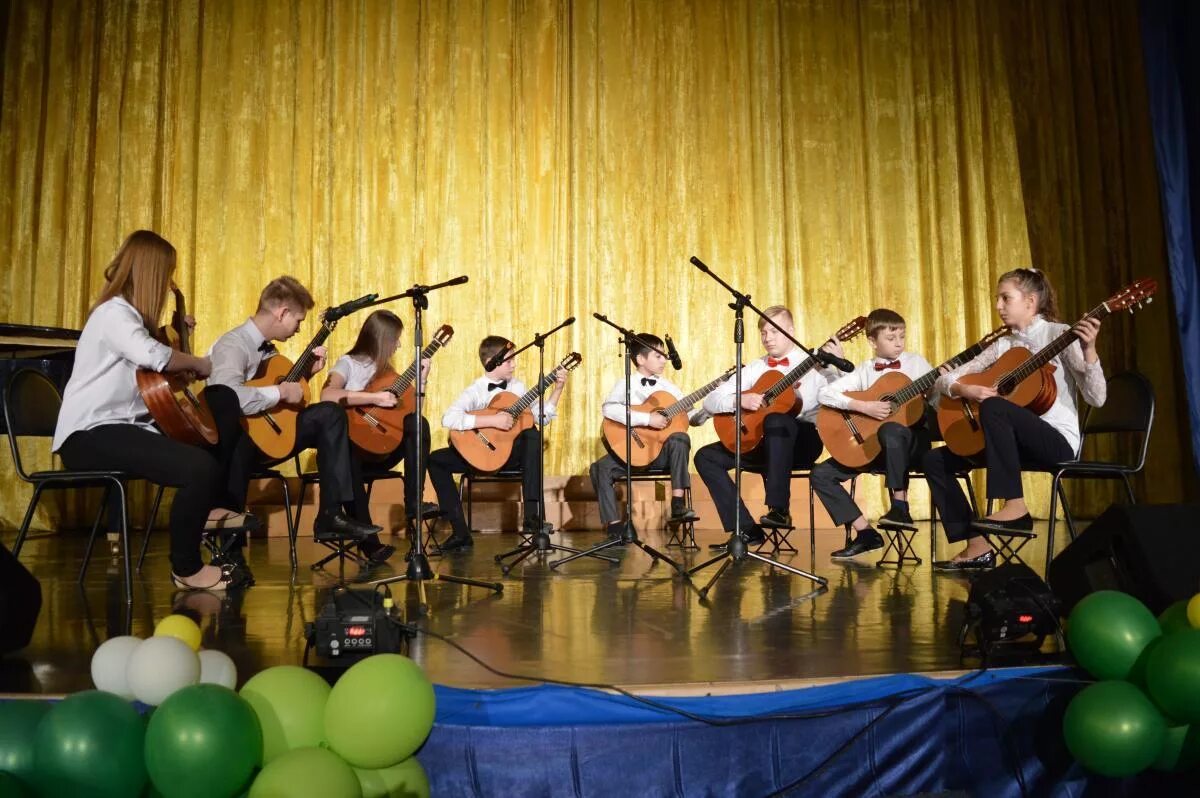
[
  {"xmin": 1188, "ymin": 595, "xmax": 1200, "ymax": 630},
  {"xmin": 154, "ymin": 614, "xmax": 202, "ymax": 651}
]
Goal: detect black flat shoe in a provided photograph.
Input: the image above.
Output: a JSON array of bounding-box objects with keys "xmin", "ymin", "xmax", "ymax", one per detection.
[
  {"xmin": 969, "ymin": 514, "xmax": 1033, "ymax": 534},
  {"xmin": 759, "ymin": 509, "xmax": 792, "ymax": 529},
  {"xmin": 361, "ymin": 543, "xmax": 396, "ymax": 564},
  {"xmin": 440, "ymin": 534, "xmax": 473, "ymax": 551},
  {"xmin": 313, "ymin": 511, "xmax": 378, "ymax": 542},
  {"xmin": 932, "ymin": 550, "xmax": 996, "ymax": 571},
  {"xmin": 830, "ymin": 532, "xmax": 884, "ymax": 560},
  {"xmin": 878, "ymin": 506, "xmax": 917, "ymax": 532},
  {"xmin": 405, "ymin": 502, "xmax": 442, "ymax": 525}
]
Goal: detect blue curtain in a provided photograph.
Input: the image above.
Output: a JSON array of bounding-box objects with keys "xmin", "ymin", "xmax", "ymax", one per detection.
[{"xmin": 1140, "ymin": 0, "xmax": 1200, "ymax": 477}]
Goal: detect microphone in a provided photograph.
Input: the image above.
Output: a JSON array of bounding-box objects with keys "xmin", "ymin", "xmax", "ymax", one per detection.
[
  {"xmin": 815, "ymin": 349, "xmax": 855, "ymax": 373},
  {"xmin": 484, "ymin": 343, "xmax": 514, "ymax": 372},
  {"xmin": 664, "ymin": 334, "xmax": 683, "ymax": 370},
  {"xmin": 325, "ymin": 293, "xmax": 378, "ymax": 321}
]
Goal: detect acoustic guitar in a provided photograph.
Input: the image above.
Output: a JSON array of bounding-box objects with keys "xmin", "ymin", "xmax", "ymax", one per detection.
[
  {"xmin": 713, "ymin": 316, "xmax": 869, "ymax": 453},
  {"xmin": 242, "ymin": 312, "xmax": 338, "ymax": 460},
  {"xmin": 347, "ymin": 324, "xmax": 455, "ymax": 456},
  {"xmin": 449, "ymin": 352, "xmax": 582, "ymax": 473},
  {"xmin": 136, "ymin": 285, "xmax": 219, "ymax": 446},
  {"xmin": 816, "ymin": 326, "xmax": 1009, "ymax": 468},
  {"xmin": 601, "ymin": 366, "xmax": 736, "ymax": 467},
  {"xmin": 937, "ymin": 278, "xmax": 1158, "ymax": 457}
]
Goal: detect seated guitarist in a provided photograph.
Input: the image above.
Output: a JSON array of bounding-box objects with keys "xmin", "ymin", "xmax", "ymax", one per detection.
[
  {"xmin": 811, "ymin": 309, "xmax": 936, "ymax": 560},
  {"xmin": 427, "ymin": 335, "xmax": 567, "ymax": 551},
  {"xmin": 205, "ymin": 276, "xmax": 383, "ymax": 557},
  {"xmin": 925, "ymin": 268, "xmax": 1106, "ymax": 571},
  {"xmin": 320, "ymin": 309, "xmax": 436, "ymax": 563},
  {"xmin": 694, "ymin": 306, "xmax": 842, "ymax": 550},
  {"xmin": 588, "ymin": 333, "xmax": 703, "ymax": 540}
]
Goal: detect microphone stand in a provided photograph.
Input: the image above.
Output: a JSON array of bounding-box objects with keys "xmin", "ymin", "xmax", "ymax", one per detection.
[
  {"xmin": 493, "ymin": 318, "xmax": 618, "ymax": 574},
  {"xmin": 550, "ymin": 314, "xmax": 684, "ymax": 573},
  {"xmin": 685, "ymin": 256, "xmax": 827, "ymax": 597},
  {"xmin": 366, "ymin": 277, "xmax": 503, "ymax": 613}
]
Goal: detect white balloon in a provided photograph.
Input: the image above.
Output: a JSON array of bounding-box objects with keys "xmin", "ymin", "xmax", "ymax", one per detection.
[
  {"xmin": 90, "ymin": 635, "xmax": 143, "ymax": 699},
  {"xmin": 197, "ymin": 649, "xmax": 238, "ymax": 689},
  {"xmin": 126, "ymin": 636, "xmax": 200, "ymax": 705}
]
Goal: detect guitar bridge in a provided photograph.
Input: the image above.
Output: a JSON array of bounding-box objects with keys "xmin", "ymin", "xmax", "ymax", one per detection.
[
  {"xmin": 962, "ymin": 400, "xmax": 980, "ymax": 432},
  {"xmin": 263, "ymin": 412, "xmax": 282, "ymax": 434},
  {"xmin": 842, "ymin": 412, "xmax": 865, "ymax": 445},
  {"xmin": 475, "ymin": 431, "xmax": 496, "ymax": 452},
  {"xmin": 631, "ymin": 430, "xmax": 646, "ymax": 449}
]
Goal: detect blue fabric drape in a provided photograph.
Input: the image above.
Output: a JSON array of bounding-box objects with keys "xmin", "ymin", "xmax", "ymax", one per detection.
[{"xmin": 1140, "ymin": 0, "xmax": 1200, "ymax": 477}]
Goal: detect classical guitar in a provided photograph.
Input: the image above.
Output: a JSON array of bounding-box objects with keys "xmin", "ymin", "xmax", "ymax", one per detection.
[
  {"xmin": 937, "ymin": 278, "xmax": 1158, "ymax": 457},
  {"xmin": 242, "ymin": 311, "xmax": 338, "ymax": 460},
  {"xmin": 347, "ymin": 324, "xmax": 455, "ymax": 456},
  {"xmin": 601, "ymin": 366, "xmax": 737, "ymax": 467},
  {"xmin": 816, "ymin": 326, "xmax": 1009, "ymax": 468},
  {"xmin": 449, "ymin": 352, "xmax": 583, "ymax": 473},
  {"xmin": 136, "ymin": 284, "xmax": 219, "ymax": 446},
  {"xmin": 713, "ymin": 316, "xmax": 869, "ymax": 453}
]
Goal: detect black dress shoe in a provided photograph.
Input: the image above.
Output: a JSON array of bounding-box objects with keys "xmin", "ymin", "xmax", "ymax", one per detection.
[
  {"xmin": 605, "ymin": 521, "xmax": 624, "ymax": 541},
  {"xmin": 759, "ymin": 509, "xmax": 792, "ymax": 529},
  {"xmin": 669, "ymin": 506, "xmax": 699, "ymax": 523},
  {"xmin": 313, "ymin": 511, "xmax": 378, "ymax": 542},
  {"xmin": 969, "ymin": 514, "xmax": 1034, "ymax": 534},
  {"xmin": 440, "ymin": 534, "xmax": 473, "ymax": 551},
  {"xmin": 708, "ymin": 527, "xmax": 767, "ymax": 551},
  {"xmin": 878, "ymin": 506, "xmax": 917, "ymax": 531},
  {"xmin": 360, "ymin": 542, "xmax": 396, "ymax": 563},
  {"xmin": 932, "ymin": 550, "xmax": 996, "ymax": 571},
  {"xmin": 830, "ymin": 530, "xmax": 885, "ymax": 560}
]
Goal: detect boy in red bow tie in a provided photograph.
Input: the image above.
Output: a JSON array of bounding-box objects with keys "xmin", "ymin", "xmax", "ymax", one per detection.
[{"xmin": 811, "ymin": 308, "xmax": 936, "ymax": 560}]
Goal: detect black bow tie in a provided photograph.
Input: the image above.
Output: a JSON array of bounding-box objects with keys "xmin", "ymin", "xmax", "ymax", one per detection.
[
  {"xmin": 257, "ymin": 340, "xmax": 274, "ymax": 353},
  {"xmin": 641, "ymin": 378, "xmax": 657, "ymax": 387},
  {"xmin": 487, "ymin": 380, "xmax": 508, "ymax": 391}
]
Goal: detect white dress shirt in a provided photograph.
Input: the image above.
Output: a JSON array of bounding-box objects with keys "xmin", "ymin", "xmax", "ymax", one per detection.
[
  {"xmin": 442, "ymin": 376, "xmax": 558, "ymax": 431},
  {"xmin": 207, "ymin": 319, "xmax": 280, "ymax": 415},
  {"xmin": 702, "ymin": 347, "xmax": 828, "ymax": 423},
  {"xmin": 53, "ymin": 297, "xmax": 174, "ymax": 451},
  {"xmin": 330, "ymin": 354, "xmax": 378, "ymax": 391},
  {"xmin": 819, "ymin": 350, "xmax": 936, "ymax": 410},
  {"xmin": 935, "ymin": 315, "xmax": 1107, "ymax": 453},
  {"xmin": 600, "ymin": 374, "xmax": 705, "ymax": 427}
]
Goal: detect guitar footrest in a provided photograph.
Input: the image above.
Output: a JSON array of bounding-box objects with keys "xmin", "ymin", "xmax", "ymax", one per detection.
[
  {"xmin": 665, "ymin": 518, "xmax": 698, "ymax": 550},
  {"xmin": 876, "ymin": 527, "xmax": 922, "ymax": 568},
  {"xmin": 755, "ymin": 525, "xmax": 797, "ymax": 555},
  {"xmin": 980, "ymin": 528, "xmax": 1036, "ymax": 567}
]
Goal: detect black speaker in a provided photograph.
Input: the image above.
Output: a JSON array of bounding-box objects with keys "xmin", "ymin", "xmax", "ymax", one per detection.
[
  {"xmin": 0, "ymin": 542, "xmax": 41, "ymax": 655},
  {"xmin": 1048, "ymin": 503, "xmax": 1200, "ymax": 615}
]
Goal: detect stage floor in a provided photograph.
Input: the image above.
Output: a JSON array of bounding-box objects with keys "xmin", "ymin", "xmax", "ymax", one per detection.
[{"xmin": 0, "ymin": 523, "xmax": 1067, "ymax": 695}]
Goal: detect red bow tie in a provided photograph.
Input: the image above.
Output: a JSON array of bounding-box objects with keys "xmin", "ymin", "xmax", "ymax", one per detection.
[
  {"xmin": 766, "ymin": 356, "xmax": 789, "ymax": 368},
  {"xmin": 874, "ymin": 360, "xmax": 902, "ymax": 371}
]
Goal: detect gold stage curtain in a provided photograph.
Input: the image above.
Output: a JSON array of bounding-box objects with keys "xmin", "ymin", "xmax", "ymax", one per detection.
[{"xmin": 0, "ymin": 0, "xmax": 1189, "ymax": 530}]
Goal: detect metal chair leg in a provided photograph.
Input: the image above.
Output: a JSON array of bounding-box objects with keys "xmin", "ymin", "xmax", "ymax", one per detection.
[
  {"xmin": 281, "ymin": 477, "xmax": 296, "ymax": 572},
  {"xmin": 13, "ymin": 482, "xmax": 46, "ymax": 557},
  {"xmin": 137, "ymin": 485, "xmax": 166, "ymax": 573},
  {"xmin": 1045, "ymin": 474, "xmax": 1062, "ymax": 576},
  {"xmin": 80, "ymin": 483, "xmax": 113, "ymax": 582},
  {"xmin": 1121, "ymin": 473, "xmax": 1136, "ymax": 505}
]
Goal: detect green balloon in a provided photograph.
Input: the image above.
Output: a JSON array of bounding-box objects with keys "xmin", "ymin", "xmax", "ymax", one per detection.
[
  {"xmin": 354, "ymin": 757, "xmax": 430, "ymax": 798},
  {"xmin": 1146, "ymin": 630, "xmax": 1200, "ymax": 724},
  {"xmin": 1152, "ymin": 724, "xmax": 1200, "ymax": 772},
  {"xmin": 324, "ymin": 655, "xmax": 435, "ymax": 769},
  {"xmin": 1064, "ymin": 681, "xmax": 1167, "ymax": 777},
  {"xmin": 1159, "ymin": 601, "xmax": 1193, "ymax": 636},
  {"xmin": 32, "ymin": 690, "xmax": 146, "ymax": 798},
  {"xmin": 0, "ymin": 700, "xmax": 50, "ymax": 790},
  {"xmin": 1067, "ymin": 591, "xmax": 1161, "ymax": 680},
  {"xmin": 145, "ymin": 684, "xmax": 261, "ymax": 798},
  {"xmin": 249, "ymin": 747, "xmax": 361, "ymax": 798},
  {"xmin": 240, "ymin": 666, "xmax": 331, "ymax": 763}
]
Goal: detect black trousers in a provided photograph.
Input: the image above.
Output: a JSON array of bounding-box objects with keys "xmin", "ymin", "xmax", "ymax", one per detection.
[
  {"xmin": 353, "ymin": 413, "xmax": 430, "ymax": 523},
  {"xmin": 694, "ymin": 414, "xmax": 823, "ymax": 533},
  {"xmin": 59, "ymin": 424, "xmax": 221, "ymax": 576},
  {"xmin": 811, "ymin": 418, "xmax": 933, "ymax": 527},
  {"xmin": 428, "ymin": 427, "xmax": 542, "ymax": 538},
  {"xmin": 204, "ymin": 386, "xmax": 363, "ymax": 518},
  {"xmin": 921, "ymin": 397, "xmax": 1073, "ymax": 543}
]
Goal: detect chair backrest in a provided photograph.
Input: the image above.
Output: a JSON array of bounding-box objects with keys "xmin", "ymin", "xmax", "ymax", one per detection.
[
  {"xmin": 1078, "ymin": 371, "xmax": 1155, "ymax": 471},
  {"xmin": 3, "ymin": 368, "xmax": 64, "ymax": 481}
]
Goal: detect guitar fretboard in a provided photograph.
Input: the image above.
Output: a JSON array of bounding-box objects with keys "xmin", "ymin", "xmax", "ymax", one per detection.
[
  {"xmin": 663, "ymin": 369, "xmax": 736, "ymax": 418},
  {"xmin": 997, "ymin": 307, "xmax": 1108, "ymax": 392},
  {"xmin": 386, "ymin": 338, "xmax": 448, "ymax": 395},
  {"xmin": 283, "ymin": 323, "xmax": 335, "ymax": 383}
]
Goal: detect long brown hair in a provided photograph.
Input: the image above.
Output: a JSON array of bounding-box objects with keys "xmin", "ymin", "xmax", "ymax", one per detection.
[
  {"xmin": 90, "ymin": 230, "xmax": 177, "ymax": 331},
  {"xmin": 347, "ymin": 310, "xmax": 403, "ymax": 373},
  {"xmin": 998, "ymin": 267, "xmax": 1061, "ymax": 322}
]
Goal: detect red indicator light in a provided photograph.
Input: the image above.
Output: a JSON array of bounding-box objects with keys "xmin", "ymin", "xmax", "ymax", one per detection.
[
  {"xmin": 1018, "ymin": 614, "xmax": 1034, "ymax": 624},
  {"xmin": 347, "ymin": 626, "xmax": 367, "ymax": 637}
]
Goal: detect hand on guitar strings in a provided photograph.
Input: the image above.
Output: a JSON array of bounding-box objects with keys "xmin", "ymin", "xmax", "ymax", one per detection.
[
  {"xmin": 372, "ymin": 391, "xmax": 398, "ymax": 408},
  {"xmin": 277, "ymin": 382, "xmax": 305, "ymax": 405},
  {"xmin": 852, "ymin": 399, "xmax": 893, "ymax": 421},
  {"xmin": 647, "ymin": 412, "xmax": 669, "ymax": 430},
  {"xmin": 740, "ymin": 393, "xmax": 765, "ymax": 412}
]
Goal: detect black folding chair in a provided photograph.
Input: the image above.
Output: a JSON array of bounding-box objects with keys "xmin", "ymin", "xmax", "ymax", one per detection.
[
  {"xmin": 3, "ymin": 368, "xmax": 163, "ymax": 604},
  {"xmin": 609, "ymin": 470, "xmax": 697, "ymax": 549}
]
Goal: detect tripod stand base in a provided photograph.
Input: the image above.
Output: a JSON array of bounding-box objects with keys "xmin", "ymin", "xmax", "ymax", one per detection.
[
  {"xmin": 370, "ymin": 551, "xmax": 503, "ymax": 615},
  {"xmin": 495, "ymin": 530, "xmax": 618, "ymax": 575},
  {"xmin": 550, "ymin": 522, "xmax": 685, "ymax": 573},
  {"xmin": 686, "ymin": 537, "xmax": 827, "ymax": 599}
]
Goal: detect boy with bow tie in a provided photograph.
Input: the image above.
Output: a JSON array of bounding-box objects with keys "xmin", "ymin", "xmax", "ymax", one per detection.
[
  {"xmin": 810, "ymin": 308, "xmax": 936, "ymax": 560},
  {"xmin": 588, "ymin": 333, "xmax": 705, "ymax": 540},
  {"xmin": 427, "ymin": 335, "xmax": 567, "ymax": 550}
]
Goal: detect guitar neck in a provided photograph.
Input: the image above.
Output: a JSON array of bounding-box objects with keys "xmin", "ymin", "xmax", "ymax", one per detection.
[
  {"xmin": 388, "ymin": 339, "xmax": 446, "ymax": 395},
  {"xmin": 664, "ymin": 371, "xmax": 734, "ymax": 418},
  {"xmin": 283, "ymin": 324, "xmax": 334, "ymax": 384},
  {"xmin": 507, "ymin": 371, "xmax": 558, "ymax": 416},
  {"xmin": 1003, "ymin": 307, "xmax": 1108, "ymax": 386},
  {"xmin": 889, "ymin": 339, "xmax": 994, "ymax": 406},
  {"xmin": 761, "ymin": 356, "xmax": 820, "ymax": 403}
]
